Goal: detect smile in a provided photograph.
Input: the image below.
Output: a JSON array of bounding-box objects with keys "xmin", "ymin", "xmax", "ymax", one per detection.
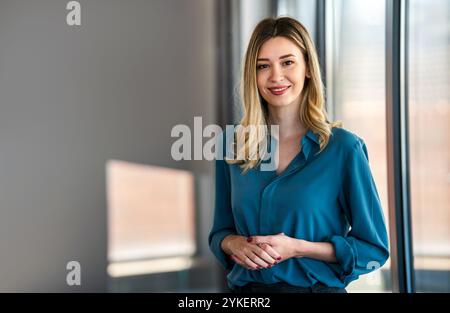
[{"xmin": 269, "ymin": 86, "xmax": 291, "ymax": 95}]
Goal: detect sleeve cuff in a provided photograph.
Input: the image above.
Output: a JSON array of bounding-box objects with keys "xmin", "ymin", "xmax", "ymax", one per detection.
[
  {"xmin": 329, "ymin": 235, "xmax": 357, "ymax": 283},
  {"xmin": 209, "ymin": 229, "xmax": 236, "ymax": 271}
]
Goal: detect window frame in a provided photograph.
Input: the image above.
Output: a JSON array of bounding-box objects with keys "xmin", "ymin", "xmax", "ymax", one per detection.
[{"xmin": 385, "ymin": 0, "xmax": 415, "ymax": 293}]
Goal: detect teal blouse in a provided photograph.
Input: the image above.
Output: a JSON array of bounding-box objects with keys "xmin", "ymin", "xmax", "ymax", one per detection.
[{"xmin": 208, "ymin": 126, "xmax": 389, "ymax": 289}]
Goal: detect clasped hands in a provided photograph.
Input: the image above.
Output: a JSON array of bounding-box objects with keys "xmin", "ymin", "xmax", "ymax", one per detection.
[{"xmin": 222, "ymin": 232, "xmax": 305, "ymax": 270}]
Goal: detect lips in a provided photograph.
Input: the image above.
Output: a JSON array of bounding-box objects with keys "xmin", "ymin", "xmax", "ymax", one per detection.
[{"xmin": 268, "ymin": 85, "xmax": 291, "ymax": 96}]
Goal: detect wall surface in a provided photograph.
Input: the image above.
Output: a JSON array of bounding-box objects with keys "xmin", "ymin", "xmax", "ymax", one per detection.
[{"xmin": 0, "ymin": 0, "xmax": 216, "ymax": 292}]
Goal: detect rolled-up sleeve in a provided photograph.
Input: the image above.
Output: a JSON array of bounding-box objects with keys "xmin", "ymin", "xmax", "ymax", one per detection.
[
  {"xmin": 208, "ymin": 132, "xmax": 236, "ymax": 271},
  {"xmin": 329, "ymin": 139, "xmax": 390, "ymax": 285}
]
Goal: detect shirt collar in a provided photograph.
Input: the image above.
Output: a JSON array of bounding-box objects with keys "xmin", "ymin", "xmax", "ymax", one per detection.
[
  {"xmin": 301, "ymin": 129, "xmax": 320, "ymax": 160},
  {"xmin": 305, "ymin": 129, "xmax": 320, "ymax": 145},
  {"xmin": 269, "ymin": 129, "xmax": 320, "ymax": 161}
]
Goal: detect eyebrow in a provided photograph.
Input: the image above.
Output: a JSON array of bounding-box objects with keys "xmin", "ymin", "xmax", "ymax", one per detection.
[{"xmin": 257, "ymin": 54, "xmax": 296, "ymax": 62}]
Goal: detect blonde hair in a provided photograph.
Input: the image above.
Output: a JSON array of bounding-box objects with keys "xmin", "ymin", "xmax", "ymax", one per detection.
[{"xmin": 226, "ymin": 17, "xmax": 341, "ymax": 174}]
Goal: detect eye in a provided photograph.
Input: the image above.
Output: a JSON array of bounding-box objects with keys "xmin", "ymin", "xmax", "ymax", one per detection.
[
  {"xmin": 257, "ymin": 64, "xmax": 269, "ymax": 70},
  {"xmin": 283, "ymin": 60, "xmax": 294, "ymax": 66}
]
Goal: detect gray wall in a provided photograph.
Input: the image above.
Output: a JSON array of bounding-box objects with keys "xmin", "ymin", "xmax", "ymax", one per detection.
[{"xmin": 0, "ymin": 0, "xmax": 216, "ymax": 292}]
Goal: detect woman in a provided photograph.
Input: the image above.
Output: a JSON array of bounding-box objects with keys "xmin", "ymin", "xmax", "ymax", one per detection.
[{"xmin": 208, "ymin": 17, "xmax": 389, "ymax": 293}]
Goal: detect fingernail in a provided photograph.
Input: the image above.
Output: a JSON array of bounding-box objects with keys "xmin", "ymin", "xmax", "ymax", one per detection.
[
  {"xmin": 247, "ymin": 237, "xmax": 252, "ymax": 242},
  {"xmin": 277, "ymin": 257, "xmax": 282, "ymax": 260}
]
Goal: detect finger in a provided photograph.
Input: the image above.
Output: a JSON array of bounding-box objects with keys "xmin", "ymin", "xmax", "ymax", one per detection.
[
  {"xmin": 230, "ymin": 255, "xmax": 253, "ymax": 270},
  {"xmin": 233, "ymin": 253, "xmax": 260, "ymax": 270},
  {"xmin": 252, "ymin": 245, "xmax": 277, "ymax": 265},
  {"xmin": 231, "ymin": 255, "xmax": 253, "ymax": 270},
  {"xmin": 249, "ymin": 236, "xmax": 271, "ymax": 245},
  {"xmin": 242, "ymin": 252, "xmax": 266, "ymax": 269},
  {"xmin": 246, "ymin": 251, "xmax": 272, "ymax": 268},
  {"xmin": 259, "ymin": 243, "xmax": 282, "ymax": 262}
]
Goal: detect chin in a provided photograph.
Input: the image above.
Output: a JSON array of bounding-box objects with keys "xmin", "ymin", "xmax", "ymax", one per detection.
[{"xmin": 266, "ymin": 97, "xmax": 294, "ymax": 107}]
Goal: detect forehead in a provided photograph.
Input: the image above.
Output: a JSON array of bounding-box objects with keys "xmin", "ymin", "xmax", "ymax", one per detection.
[{"xmin": 257, "ymin": 36, "xmax": 301, "ymax": 59}]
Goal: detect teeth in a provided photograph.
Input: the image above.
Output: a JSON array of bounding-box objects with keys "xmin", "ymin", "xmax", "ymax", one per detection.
[{"xmin": 272, "ymin": 87, "xmax": 288, "ymax": 92}]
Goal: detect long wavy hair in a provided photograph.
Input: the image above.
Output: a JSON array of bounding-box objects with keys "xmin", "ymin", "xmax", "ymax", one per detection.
[{"xmin": 226, "ymin": 17, "xmax": 341, "ymax": 174}]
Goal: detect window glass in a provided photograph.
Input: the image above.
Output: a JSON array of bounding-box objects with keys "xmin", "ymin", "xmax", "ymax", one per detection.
[
  {"xmin": 408, "ymin": 0, "xmax": 450, "ymax": 292},
  {"xmin": 329, "ymin": 0, "xmax": 392, "ymax": 292}
]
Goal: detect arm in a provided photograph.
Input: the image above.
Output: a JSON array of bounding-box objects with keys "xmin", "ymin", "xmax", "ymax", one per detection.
[
  {"xmin": 326, "ymin": 139, "xmax": 390, "ymax": 285},
  {"xmin": 251, "ymin": 234, "xmax": 338, "ymax": 264},
  {"xmin": 207, "ymin": 150, "xmax": 236, "ymax": 271},
  {"xmin": 294, "ymin": 240, "xmax": 337, "ymax": 263}
]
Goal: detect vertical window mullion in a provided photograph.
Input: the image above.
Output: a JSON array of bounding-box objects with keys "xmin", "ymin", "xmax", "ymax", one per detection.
[{"xmin": 385, "ymin": 0, "xmax": 415, "ymax": 293}]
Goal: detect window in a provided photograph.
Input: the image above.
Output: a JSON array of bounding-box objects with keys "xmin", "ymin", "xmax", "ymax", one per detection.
[
  {"xmin": 327, "ymin": 0, "xmax": 392, "ymax": 292},
  {"xmin": 408, "ymin": 0, "xmax": 450, "ymax": 292},
  {"xmin": 276, "ymin": 0, "xmax": 317, "ymax": 42}
]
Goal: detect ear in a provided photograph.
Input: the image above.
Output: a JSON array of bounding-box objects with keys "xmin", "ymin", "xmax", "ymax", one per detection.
[{"xmin": 306, "ymin": 69, "xmax": 311, "ymax": 78}]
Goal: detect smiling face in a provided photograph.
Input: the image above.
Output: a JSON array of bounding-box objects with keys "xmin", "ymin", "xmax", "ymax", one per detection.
[{"xmin": 256, "ymin": 36, "xmax": 309, "ymax": 109}]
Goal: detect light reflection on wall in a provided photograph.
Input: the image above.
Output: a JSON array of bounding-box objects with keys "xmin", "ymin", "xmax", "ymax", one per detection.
[{"xmin": 106, "ymin": 160, "xmax": 196, "ymax": 267}]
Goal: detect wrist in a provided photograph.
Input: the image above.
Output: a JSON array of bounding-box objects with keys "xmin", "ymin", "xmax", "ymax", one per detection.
[
  {"xmin": 221, "ymin": 234, "xmax": 237, "ymax": 255},
  {"xmin": 294, "ymin": 239, "xmax": 311, "ymax": 258}
]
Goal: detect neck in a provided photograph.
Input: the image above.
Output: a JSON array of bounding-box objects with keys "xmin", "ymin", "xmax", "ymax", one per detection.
[{"xmin": 267, "ymin": 103, "xmax": 306, "ymax": 139}]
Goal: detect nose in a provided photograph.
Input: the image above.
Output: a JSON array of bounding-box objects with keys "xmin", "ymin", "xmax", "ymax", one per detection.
[{"xmin": 269, "ymin": 64, "xmax": 284, "ymax": 82}]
